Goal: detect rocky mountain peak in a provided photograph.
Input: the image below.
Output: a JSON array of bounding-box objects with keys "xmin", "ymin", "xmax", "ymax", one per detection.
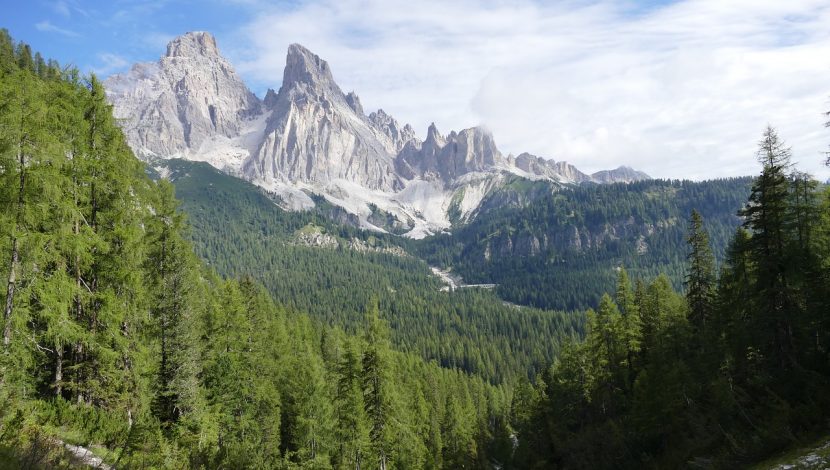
[
  {"xmin": 591, "ymin": 166, "xmax": 651, "ymax": 183},
  {"xmin": 165, "ymin": 31, "xmax": 220, "ymax": 59},
  {"xmin": 346, "ymin": 91, "xmax": 364, "ymax": 115},
  {"xmin": 249, "ymin": 43, "xmax": 402, "ymax": 192},
  {"xmin": 263, "ymin": 88, "xmax": 279, "ymax": 109},
  {"xmin": 108, "ymin": 30, "xmax": 652, "ymax": 238},
  {"xmin": 105, "ymin": 31, "xmax": 260, "ymax": 166},
  {"xmin": 368, "ymin": 109, "xmax": 417, "ymax": 151},
  {"xmin": 283, "ymin": 43, "xmax": 336, "ymax": 91},
  {"xmin": 425, "ymin": 123, "xmax": 445, "ymax": 145}
]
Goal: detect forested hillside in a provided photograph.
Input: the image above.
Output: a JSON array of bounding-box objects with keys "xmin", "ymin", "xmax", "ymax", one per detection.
[
  {"xmin": 510, "ymin": 128, "xmax": 830, "ymax": 468},
  {"xmin": 0, "ymin": 30, "xmax": 517, "ymax": 468},
  {"xmin": 163, "ymin": 159, "xmax": 583, "ymax": 383},
  {"xmin": 415, "ymin": 177, "xmax": 753, "ymax": 311}
]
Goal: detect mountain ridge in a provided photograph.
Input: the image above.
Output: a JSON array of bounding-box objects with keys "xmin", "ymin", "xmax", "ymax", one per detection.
[{"xmin": 105, "ymin": 31, "xmax": 651, "ymax": 237}]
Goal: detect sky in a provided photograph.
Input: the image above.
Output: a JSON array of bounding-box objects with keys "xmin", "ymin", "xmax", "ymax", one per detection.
[{"xmin": 3, "ymin": 0, "xmax": 830, "ymax": 180}]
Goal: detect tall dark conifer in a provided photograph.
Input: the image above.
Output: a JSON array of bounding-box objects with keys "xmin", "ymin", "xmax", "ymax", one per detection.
[
  {"xmin": 685, "ymin": 209, "xmax": 716, "ymax": 337},
  {"xmin": 740, "ymin": 126, "xmax": 797, "ymax": 369},
  {"xmin": 362, "ymin": 300, "xmax": 393, "ymax": 470}
]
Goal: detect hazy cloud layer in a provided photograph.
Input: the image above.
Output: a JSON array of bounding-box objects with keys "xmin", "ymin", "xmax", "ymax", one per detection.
[{"xmin": 229, "ymin": 0, "xmax": 830, "ymax": 179}]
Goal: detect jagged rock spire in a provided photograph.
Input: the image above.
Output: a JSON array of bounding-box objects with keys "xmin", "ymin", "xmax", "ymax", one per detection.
[
  {"xmin": 282, "ymin": 44, "xmax": 338, "ymax": 92},
  {"xmin": 165, "ymin": 31, "xmax": 220, "ymax": 58}
]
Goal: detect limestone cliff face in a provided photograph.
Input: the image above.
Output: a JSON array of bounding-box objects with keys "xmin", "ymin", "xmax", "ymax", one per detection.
[
  {"xmin": 106, "ymin": 31, "xmax": 651, "ymax": 237},
  {"xmin": 105, "ymin": 32, "xmax": 260, "ymax": 163},
  {"xmin": 244, "ymin": 44, "xmax": 403, "ymax": 192},
  {"xmin": 368, "ymin": 109, "xmax": 417, "ymax": 152},
  {"xmin": 396, "ymin": 125, "xmax": 509, "ymax": 182},
  {"xmin": 591, "ymin": 166, "xmax": 651, "ymax": 183},
  {"xmin": 515, "ymin": 153, "xmax": 593, "ymax": 183}
]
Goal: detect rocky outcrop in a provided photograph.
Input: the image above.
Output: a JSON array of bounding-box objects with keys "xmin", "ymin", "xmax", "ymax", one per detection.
[
  {"xmin": 245, "ymin": 44, "xmax": 403, "ymax": 192},
  {"xmin": 105, "ymin": 32, "xmax": 260, "ymax": 164},
  {"xmin": 514, "ymin": 152, "xmax": 593, "ymax": 183},
  {"xmin": 396, "ymin": 125, "xmax": 509, "ymax": 182},
  {"xmin": 368, "ymin": 109, "xmax": 417, "ymax": 152}
]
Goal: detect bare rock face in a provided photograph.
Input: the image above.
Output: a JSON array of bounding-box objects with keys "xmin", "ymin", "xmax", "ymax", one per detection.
[
  {"xmin": 244, "ymin": 44, "xmax": 403, "ymax": 192},
  {"xmin": 368, "ymin": 109, "xmax": 418, "ymax": 152},
  {"xmin": 397, "ymin": 125, "xmax": 509, "ymax": 182},
  {"xmin": 396, "ymin": 123, "xmax": 444, "ymax": 180},
  {"xmin": 515, "ymin": 152, "xmax": 593, "ymax": 183},
  {"xmin": 591, "ymin": 166, "xmax": 651, "ymax": 183},
  {"xmin": 105, "ymin": 32, "xmax": 260, "ymax": 162},
  {"xmin": 106, "ymin": 31, "xmax": 651, "ymax": 237},
  {"xmin": 439, "ymin": 127, "xmax": 507, "ymax": 180}
]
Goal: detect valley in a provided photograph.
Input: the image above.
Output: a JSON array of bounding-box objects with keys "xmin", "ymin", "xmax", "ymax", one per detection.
[{"xmin": 0, "ymin": 19, "xmax": 828, "ymax": 470}]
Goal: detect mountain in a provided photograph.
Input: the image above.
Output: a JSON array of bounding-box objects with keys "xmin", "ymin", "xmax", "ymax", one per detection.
[
  {"xmin": 155, "ymin": 158, "xmax": 581, "ymax": 383},
  {"xmin": 413, "ymin": 176, "xmax": 754, "ymax": 310},
  {"xmin": 105, "ymin": 31, "xmax": 650, "ymax": 237},
  {"xmin": 105, "ymin": 32, "xmax": 261, "ymax": 172},
  {"xmin": 246, "ymin": 44, "xmax": 403, "ymax": 193},
  {"xmin": 591, "ymin": 165, "xmax": 652, "ymax": 183}
]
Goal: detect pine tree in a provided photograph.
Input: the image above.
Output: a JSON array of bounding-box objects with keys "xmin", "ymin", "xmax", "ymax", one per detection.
[
  {"xmin": 36, "ymin": 75, "xmax": 90, "ymax": 400},
  {"xmin": 0, "ymin": 68, "xmax": 50, "ymax": 351},
  {"xmin": 585, "ymin": 294, "xmax": 623, "ymax": 415},
  {"xmin": 0, "ymin": 29, "xmax": 14, "ymax": 73}
]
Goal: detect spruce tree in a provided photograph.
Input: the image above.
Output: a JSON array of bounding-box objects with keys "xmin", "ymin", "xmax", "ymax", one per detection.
[
  {"xmin": 740, "ymin": 126, "xmax": 797, "ymax": 369},
  {"xmin": 615, "ymin": 268, "xmax": 641, "ymax": 386},
  {"xmin": 685, "ymin": 209, "xmax": 716, "ymax": 337},
  {"xmin": 334, "ymin": 337, "xmax": 368, "ymax": 469},
  {"xmin": 147, "ymin": 180, "xmax": 197, "ymax": 427},
  {"xmin": 361, "ymin": 300, "xmax": 393, "ymax": 470}
]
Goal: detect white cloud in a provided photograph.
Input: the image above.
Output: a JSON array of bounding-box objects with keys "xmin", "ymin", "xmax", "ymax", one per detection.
[
  {"xmin": 51, "ymin": 0, "xmax": 71, "ymax": 17},
  {"xmin": 92, "ymin": 52, "xmax": 129, "ymax": 76},
  {"xmin": 226, "ymin": 0, "xmax": 830, "ymax": 180},
  {"xmin": 35, "ymin": 20, "xmax": 80, "ymax": 37}
]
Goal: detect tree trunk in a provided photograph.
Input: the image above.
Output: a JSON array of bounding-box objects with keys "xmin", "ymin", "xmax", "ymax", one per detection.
[
  {"xmin": 75, "ymin": 342, "xmax": 84, "ymax": 404},
  {"xmin": 3, "ymin": 238, "xmax": 17, "ymax": 348},
  {"xmin": 55, "ymin": 345, "xmax": 63, "ymax": 397},
  {"xmin": 4, "ymin": 144, "xmax": 25, "ymax": 349}
]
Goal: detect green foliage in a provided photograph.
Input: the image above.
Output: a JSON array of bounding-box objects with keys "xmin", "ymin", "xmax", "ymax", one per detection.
[
  {"xmin": 414, "ymin": 177, "xmax": 753, "ymax": 311},
  {"xmin": 166, "ymin": 158, "xmax": 583, "ymax": 383},
  {"xmin": 0, "ymin": 32, "xmax": 515, "ymax": 468},
  {"xmin": 511, "ymin": 127, "xmax": 830, "ymax": 469},
  {"xmin": 686, "ymin": 209, "xmax": 716, "ymax": 340}
]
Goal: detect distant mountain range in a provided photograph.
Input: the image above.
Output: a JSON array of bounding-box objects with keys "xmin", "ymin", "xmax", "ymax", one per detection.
[{"xmin": 105, "ymin": 31, "xmax": 649, "ymax": 237}]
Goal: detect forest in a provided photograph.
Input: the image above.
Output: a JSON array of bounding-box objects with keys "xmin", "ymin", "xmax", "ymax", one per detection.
[
  {"xmin": 0, "ymin": 29, "xmax": 829, "ymax": 469},
  {"xmin": 164, "ymin": 158, "xmax": 583, "ymax": 383},
  {"xmin": 0, "ymin": 31, "xmax": 515, "ymax": 468},
  {"xmin": 413, "ymin": 176, "xmax": 755, "ymax": 311},
  {"xmin": 509, "ymin": 129, "xmax": 830, "ymax": 467}
]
